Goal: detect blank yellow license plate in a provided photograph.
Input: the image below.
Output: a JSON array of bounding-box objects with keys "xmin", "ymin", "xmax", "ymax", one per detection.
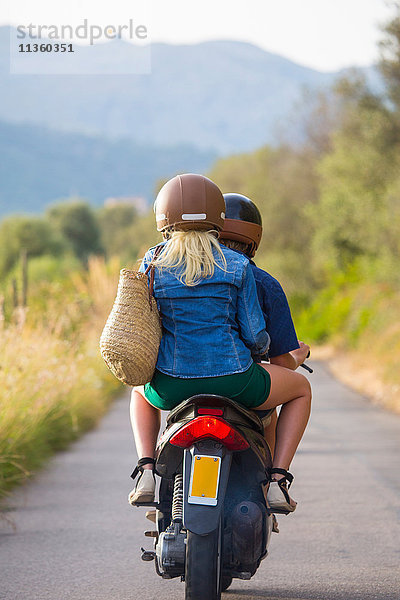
[{"xmin": 188, "ymin": 455, "xmax": 221, "ymax": 506}]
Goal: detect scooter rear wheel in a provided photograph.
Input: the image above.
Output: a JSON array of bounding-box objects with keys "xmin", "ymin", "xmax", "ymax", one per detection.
[{"xmin": 185, "ymin": 523, "xmax": 222, "ymax": 600}]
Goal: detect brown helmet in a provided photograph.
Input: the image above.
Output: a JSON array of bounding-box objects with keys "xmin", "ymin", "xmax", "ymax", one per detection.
[
  {"xmin": 219, "ymin": 193, "xmax": 263, "ymax": 258},
  {"xmin": 154, "ymin": 173, "xmax": 225, "ymax": 232}
]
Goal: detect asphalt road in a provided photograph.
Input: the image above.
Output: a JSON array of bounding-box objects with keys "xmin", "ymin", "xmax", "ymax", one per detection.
[{"xmin": 1, "ymin": 361, "xmax": 400, "ymax": 600}]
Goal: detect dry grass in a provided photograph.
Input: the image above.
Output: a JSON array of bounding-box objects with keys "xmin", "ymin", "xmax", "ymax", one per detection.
[
  {"xmin": 311, "ymin": 289, "xmax": 400, "ymax": 414},
  {"xmin": 0, "ymin": 257, "xmax": 122, "ymax": 499},
  {"xmin": 328, "ymin": 351, "xmax": 400, "ymax": 414}
]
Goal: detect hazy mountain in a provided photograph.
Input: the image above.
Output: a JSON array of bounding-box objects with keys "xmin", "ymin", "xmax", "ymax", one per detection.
[
  {"xmin": 0, "ymin": 26, "xmax": 378, "ymax": 153},
  {"xmin": 0, "ymin": 120, "xmax": 215, "ymax": 216},
  {"xmin": 0, "ymin": 26, "xmax": 380, "ymax": 217}
]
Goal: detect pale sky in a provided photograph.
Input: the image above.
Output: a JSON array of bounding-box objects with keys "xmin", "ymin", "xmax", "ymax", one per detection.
[{"xmin": 2, "ymin": 0, "xmax": 393, "ymax": 71}]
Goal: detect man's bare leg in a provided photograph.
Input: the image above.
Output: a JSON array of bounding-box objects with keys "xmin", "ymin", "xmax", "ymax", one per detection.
[
  {"xmin": 130, "ymin": 386, "xmax": 161, "ymax": 470},
  {"xmin": 263, "ymin": 409, "xmax": 277, "ymax": 457}
]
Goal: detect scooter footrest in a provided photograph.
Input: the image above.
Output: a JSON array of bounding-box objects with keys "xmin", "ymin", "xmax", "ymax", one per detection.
[
  {"xmin": 267, "ymin": 508, "xmax": 290, "ymax": 516},
  {"xmin": 144, "ymin": 530, "xmax": 158, "ymax": 537},
  {"xmin": 145, "ymin": 510, "xmax": 157, "ymax": 523}
]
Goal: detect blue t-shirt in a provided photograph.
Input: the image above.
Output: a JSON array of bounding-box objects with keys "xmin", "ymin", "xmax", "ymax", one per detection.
[{"xmin": 249, "ymin": 260, "xmax": 299, "ymax": 358}]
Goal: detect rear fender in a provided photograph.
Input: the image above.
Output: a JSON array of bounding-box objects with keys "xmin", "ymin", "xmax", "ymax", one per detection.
[{"xmin": 183, "ymin": 441, "xmax": 232, "ymax": 535}]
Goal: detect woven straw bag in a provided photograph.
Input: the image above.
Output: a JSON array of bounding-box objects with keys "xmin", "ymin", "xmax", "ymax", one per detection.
[{"xmin": 100, "ymin": 247, "xmax": 162, "ymax": 386}]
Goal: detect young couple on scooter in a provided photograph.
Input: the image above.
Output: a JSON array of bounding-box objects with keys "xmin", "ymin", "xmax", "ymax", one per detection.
[{"xmin": 129, "ymin": 173, "xmax": 311, "ymax": 514}]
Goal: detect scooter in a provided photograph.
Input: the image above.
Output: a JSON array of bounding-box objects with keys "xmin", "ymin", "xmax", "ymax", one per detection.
[{"xmin": 134, "ymin": 392, "xmax": 281, "ymax": 600}]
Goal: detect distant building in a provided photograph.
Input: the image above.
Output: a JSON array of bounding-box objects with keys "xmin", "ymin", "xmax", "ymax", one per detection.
[{"xmin": 104, "ymin": 196, "xmax": 148, "ymax": 215}]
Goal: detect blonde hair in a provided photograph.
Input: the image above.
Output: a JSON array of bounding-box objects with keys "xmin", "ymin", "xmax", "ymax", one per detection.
[{"xmin": 153, "ymin": 230, "xmax": 227, "ymax": 286}]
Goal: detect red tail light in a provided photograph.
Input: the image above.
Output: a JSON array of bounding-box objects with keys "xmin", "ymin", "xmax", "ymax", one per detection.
[{"xmin": 170, "ymin": 416, "xmax": 249, "ymax": 451}]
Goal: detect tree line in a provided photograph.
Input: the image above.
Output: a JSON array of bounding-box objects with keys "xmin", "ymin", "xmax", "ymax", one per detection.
[
  {"xmin": 209, "ymin": 2, "xmax": 400, "ymax": 308},
  {"xmin": 0, "ymin": 200, "xmax": 148, "ymax": 281}
]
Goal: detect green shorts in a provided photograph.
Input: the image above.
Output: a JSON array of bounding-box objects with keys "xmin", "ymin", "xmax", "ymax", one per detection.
[{"xmin": 143, "ymin": 363, "xmax": 271, "ymax": 411}]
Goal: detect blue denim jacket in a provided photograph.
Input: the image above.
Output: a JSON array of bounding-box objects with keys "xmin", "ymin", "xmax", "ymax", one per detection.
[{"xmin": 139, "ymin": 242, "xmax": 270, "ymax": 378}]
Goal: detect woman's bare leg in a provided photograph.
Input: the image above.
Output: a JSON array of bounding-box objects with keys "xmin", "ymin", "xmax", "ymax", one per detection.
[
  {"xmin": 130, "ymin": 386, "xmax": 161, "ymax": 470},
  {"xmin": 255, "ymin": 364, "xmax": 311, "ymax": 474}
]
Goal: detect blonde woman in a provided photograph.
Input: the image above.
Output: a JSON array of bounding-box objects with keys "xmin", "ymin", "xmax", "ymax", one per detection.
[{"xmin": 129, "ymin": 174, "xmax": 311, "ymax": 514}]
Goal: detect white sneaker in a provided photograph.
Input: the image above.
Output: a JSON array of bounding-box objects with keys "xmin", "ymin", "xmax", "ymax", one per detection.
[{"xmin": 128, "ymin": 470, "xmax": 155, "ymax": 504}]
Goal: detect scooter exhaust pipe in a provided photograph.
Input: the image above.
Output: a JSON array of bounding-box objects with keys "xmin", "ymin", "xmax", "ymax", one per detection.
[{"xmin": 231, "ymin": 501, "xmax": 264, "ymax": 567}]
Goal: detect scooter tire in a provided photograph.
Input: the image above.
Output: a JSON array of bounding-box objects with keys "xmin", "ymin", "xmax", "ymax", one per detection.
[{"xmin": 185, "ymin": 526, "xmax": 222, "ymax": 600}]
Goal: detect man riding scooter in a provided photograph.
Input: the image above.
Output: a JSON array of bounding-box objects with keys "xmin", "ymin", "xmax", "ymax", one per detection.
[{"xmin": 220, "ymin": 192, "xmax": 310, "ymax": 465}]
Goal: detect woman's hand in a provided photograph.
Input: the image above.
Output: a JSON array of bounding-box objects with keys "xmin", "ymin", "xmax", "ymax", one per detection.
[{"xmin": 290, "ymin": 341, "xmax": 310, "ymax": 368}]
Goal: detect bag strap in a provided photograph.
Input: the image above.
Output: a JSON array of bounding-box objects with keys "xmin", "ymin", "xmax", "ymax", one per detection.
[{"xmin": 144, "ymin": 244, "xmax": 163, "ymax": 309}]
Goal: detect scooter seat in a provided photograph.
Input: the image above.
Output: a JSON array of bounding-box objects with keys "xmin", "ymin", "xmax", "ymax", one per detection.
[{"xmin": 166, "ymin": 394, "xmax": 273, "ymax": 434}]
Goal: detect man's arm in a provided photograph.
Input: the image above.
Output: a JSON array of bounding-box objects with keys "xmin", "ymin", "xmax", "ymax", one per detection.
[{"xmin": 270, "ymin": 341, "xmax": 310, "ymax": 371}]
